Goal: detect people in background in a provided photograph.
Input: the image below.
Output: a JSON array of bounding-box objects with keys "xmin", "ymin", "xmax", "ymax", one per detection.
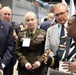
[
  {"xmin": 19, "ymin": 24, "xmax": 25, "ymax": 31},
  {"xmin": 15, "ymin": 12, "xmax": 47, "ymax": 75},
  {"xmin": 40, "ymin": 13, "xmax": 55, "ymax": 31},
  {"xmin": 44, "ymin": 17, "xmax": 48, "ymax": 21}
]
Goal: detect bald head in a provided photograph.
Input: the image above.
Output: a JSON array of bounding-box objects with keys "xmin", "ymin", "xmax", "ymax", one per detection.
[
  {"xmin": 1, "ymin": 6, "xmax": 12, "ymax": 22},
  {"xmin": 54, "ymin": 3, "xmax": 68, "ymax": 12},
  {"xmin": 53, "ymin": 3, "xmax": 69, "ymax": 25},
  {"xmin": 48, "ymin": 13, "xmax": 54, "ymax": 20}
]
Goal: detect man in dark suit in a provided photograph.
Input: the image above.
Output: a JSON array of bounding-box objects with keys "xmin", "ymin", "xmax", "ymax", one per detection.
[
  {"xmin": 0, "ymin": 6, "xmax": 20, "ymax": 75},
  {"xmin": 40, "ymin": 13, "xmax": 55, "ymax": 31},
  {"xmin": 42, "ymin": 14, "xmax": 76, "ymax": 73},
  {"xmin": 0, "ymin": 19, "xmax": 14, "ymax": 75}
]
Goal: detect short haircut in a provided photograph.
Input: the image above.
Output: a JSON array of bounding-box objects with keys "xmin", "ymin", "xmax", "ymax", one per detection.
[{"xmin": 54, "ymin": 3, "xmax": 69, "ymax": 11}]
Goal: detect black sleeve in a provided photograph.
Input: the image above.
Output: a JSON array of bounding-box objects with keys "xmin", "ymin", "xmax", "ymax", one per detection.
[{"xmin": 47, "ymin": 55, "xmax": 59, "ymax": 69}]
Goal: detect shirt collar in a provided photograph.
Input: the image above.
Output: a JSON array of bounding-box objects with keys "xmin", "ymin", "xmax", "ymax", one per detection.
[{"xmin": 58, "ymin": 21, "xmax": 68, "ymax": 28}]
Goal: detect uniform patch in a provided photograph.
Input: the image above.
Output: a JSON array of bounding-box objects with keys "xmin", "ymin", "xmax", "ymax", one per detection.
[{"xmin": 37, "ymin": 34, "xmax": 44, "ymax": 38}]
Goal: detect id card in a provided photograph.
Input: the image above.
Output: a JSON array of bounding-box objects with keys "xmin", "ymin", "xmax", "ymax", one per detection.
[{"xmin": 22, "ymin": 38, "xmax": 30, "ymax": 47}]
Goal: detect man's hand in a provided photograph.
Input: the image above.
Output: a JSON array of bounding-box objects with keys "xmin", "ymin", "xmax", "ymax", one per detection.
[
  {"xmin": 59, "ymin": 61, "xmax": 69, "ymax": 72},
  {"xmin": 13, "ymin": 30, "xmax": 18, "ymax": 40},
  {"xmin": 68, "ymin": 57, "xmax": 76, "ymax": 72},
  {"xmin": 42, "ymin": 50, "xmax": 50, "ymax": 64},
  {"xmin": 61, "ymin": 58, "xmax": 76, "ymax": 73}
]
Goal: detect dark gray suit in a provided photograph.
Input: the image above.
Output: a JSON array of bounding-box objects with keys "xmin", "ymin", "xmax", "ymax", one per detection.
[{"xmin": 0, "ymin": 19, "xmax": 14, "ymax": 75}]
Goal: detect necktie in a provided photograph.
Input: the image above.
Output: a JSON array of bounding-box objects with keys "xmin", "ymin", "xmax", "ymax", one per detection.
[
  {"xmin": 60, "ymin": 25, "xmax": 64, "ymax": 39},
  {"xmin": 30, "ymin": 32, "xmax": 33, "ymax": 38}
]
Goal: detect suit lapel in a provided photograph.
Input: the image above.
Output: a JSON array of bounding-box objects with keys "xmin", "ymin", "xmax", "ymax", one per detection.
[
  {"xmin": 0, "ymin": 20, "xmax": 5, "ymax": 37},
  {"xmin": 63, "ymin": 37, "xmax": 76, "ymax": 61},
  {"xmin": 64, "ymin": 37, "xmax": 71, "ymax": 58},
  {"xmin": 57, "ymin": 36, "xmax": 71, "ymax": 60},
  {"xmin": 66, "ymin": 47, "xmax": 76, "ymax": 62},
  {"xmin": 54, "ymin": 24, "xmax": 60, "ymax": 45}
]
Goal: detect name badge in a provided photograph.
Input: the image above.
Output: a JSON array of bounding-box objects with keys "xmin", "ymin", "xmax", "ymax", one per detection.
[{"xmin": 22, "ymin": 38, "xmax": 30, "ymax": 47}]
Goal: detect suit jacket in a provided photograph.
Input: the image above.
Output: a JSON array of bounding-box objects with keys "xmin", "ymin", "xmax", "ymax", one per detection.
[
  {"xmin": 45, "ymin": 24, "xmax": 59, "ymax": 55},
  {"xmin": 40, "ymin": 20, "xmax": 55, "ymax": 31},
  {"xmin": 57, "ymin": 36, "xmax": 71, "ymax": 59},
  {"xmin": 10, "ymin": 22, "xmax": 20, "ymax": 65},
  {"xmin": 0, "ymin": 19, "xmax": 14, "ymax": 75},
  {"xmin": 15, "ymin": 28, "xmax": 47, "ymax": 75}
]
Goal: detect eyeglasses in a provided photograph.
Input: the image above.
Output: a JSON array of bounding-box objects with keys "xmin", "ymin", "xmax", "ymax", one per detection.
[{"xmin": 55, "ymin": 10, "xmax": 67, "ymax": 17}]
